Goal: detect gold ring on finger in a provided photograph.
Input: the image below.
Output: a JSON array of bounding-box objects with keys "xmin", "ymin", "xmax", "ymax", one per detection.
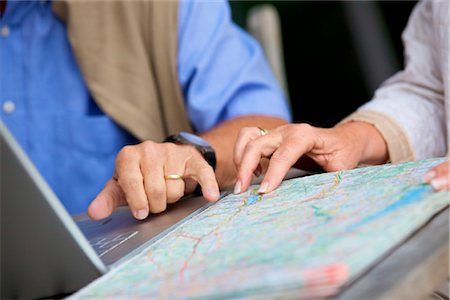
[
  {"xmin": 257, "ymin": 127, "xmax": 269, "ymax": 136},
  {"xmin": 164, "ymin": 174, "xmax": 184, "ymax": 180}
]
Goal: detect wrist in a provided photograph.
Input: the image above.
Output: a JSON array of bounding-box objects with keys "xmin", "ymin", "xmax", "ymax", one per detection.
[{"xmin": 339, "ymin": 121, "xmax": 388, "ymax": 165}]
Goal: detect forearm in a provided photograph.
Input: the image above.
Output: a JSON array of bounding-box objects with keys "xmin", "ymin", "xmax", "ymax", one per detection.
[{"xmin": 201, "ymin": 115, "xmax": 288, "ymax": 187}]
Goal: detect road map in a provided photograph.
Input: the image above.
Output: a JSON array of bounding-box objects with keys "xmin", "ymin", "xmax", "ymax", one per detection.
[{"xmin": 73, "ymin": 158, "xmax": 449, "ymax": 299}]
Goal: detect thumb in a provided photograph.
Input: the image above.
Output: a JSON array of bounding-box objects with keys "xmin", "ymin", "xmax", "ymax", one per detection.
[{"xmin": 88, "ymin": 179, "xmax": 127, "ymax": 220}]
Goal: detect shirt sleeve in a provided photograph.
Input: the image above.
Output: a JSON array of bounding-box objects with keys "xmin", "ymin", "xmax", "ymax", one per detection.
[
  {"xmin": 177, "ymin": 0, "xmax": 292, "ymax": 133},
  {"xmin": 342, "ymin": 0, "xmax": 446, "ymax": 162}
]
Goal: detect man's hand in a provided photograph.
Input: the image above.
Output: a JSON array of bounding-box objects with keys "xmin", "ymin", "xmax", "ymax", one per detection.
[
  {"xmin": 88, "ymin": 141, "xmax": 220, "ymax": 220},
  {"xmin": 424, "ymin": 161, "xmax": 450, "ymax": 191},
  {"xmin": 87, "ymin": 115, "xmax": 288, "ymax": 220},
  {"xmin": 234, "ymin": 121, "xmax": 388, "ymax": 194}
]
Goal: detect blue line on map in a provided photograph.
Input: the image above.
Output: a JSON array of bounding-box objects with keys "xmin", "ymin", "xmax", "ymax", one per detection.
[
  {"xmin": 347, "ymin": 184, "xmax": 432, "ymax": 231},
  {"xmin": 244, "ymin": 189, "xmax": 263, "ymax": 205},
  {"xmin": 245, "ymin": 194, "xmax": 261, "ymax": 205},
  {"xmin": 310, "ymin": 205, "xmax": 332, "ymax": 222}
]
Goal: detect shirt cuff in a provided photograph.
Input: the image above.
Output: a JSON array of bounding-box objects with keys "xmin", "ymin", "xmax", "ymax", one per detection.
[{"xmin": 339, "ymin": 110, "xmax": 415, "ymax": 163}]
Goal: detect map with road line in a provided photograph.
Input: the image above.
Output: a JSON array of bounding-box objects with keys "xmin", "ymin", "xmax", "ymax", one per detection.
[{"xmin": 72, "ymin": 158, "xmax": 449, "ymax": 299}]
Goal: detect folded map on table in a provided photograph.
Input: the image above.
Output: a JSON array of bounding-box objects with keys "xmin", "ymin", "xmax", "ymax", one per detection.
[{"xmin": 72, "ymin": 158, "xmax": 449, "ymax": 299}]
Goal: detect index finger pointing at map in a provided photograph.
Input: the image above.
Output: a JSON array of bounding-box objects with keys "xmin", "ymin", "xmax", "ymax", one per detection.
[
  {"xmin": 233, "ymin": 127, "xmax": 265, "ymax": 167},
  {"xmin": 258, "ymin": 139, "xmax": 314, "ymax": 194},
  {"xmin": 235, "ymin": 134, "xmax": 281, "ymax": 194}
]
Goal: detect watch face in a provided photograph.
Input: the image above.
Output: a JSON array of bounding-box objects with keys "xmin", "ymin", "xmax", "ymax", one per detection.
[{"xmin": 179, "ymin": 132, "xmax": 210, "ymax": 147}]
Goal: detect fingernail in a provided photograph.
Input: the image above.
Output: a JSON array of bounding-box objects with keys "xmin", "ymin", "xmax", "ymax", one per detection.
[
  {"xmin": 423, "ymin": 171, "xmax": 436, "ymax": 182},
  {"xmin": 258, "ymin": 181, "xmax": 269, "ymax": 194},
  {"xmin": 234, "ymin": 180, "xmax": 242, "ymax": 194},
  {"xmin": 430, "ymin": 177, "xmax": 448, "ymax": 191},
  {"xmin": 135, "ymin": 209, "xmax": 148, "ymax": 220}
]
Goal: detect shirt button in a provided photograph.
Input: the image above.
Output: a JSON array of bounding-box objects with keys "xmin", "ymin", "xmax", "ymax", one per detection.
[
  {"xmin": 0, "ymin": 25, "xmax": 10, "ymax": 38},
  {"xmin": 3, "ymin": 101, "xmax": 15, "ymax": 114}
]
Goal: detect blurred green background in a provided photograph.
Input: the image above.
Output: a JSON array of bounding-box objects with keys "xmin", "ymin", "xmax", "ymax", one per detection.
[{"xmin": 230, "ymin": 1, "xmax": 417, "ymax": 126}]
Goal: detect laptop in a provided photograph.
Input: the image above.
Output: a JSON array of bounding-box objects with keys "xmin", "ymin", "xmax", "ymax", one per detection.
[{"xmin": 0, "ymin": 120, "xmax": 219, "ymax": 299}]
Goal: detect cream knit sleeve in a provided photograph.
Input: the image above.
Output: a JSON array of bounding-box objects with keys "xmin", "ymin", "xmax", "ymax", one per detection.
[{"xmin": 341, "ymin": 0, "xmax": 446, "ymax": 163}]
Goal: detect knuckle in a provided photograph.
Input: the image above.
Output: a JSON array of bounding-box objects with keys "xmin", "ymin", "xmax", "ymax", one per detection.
[
  {"xmin": 187, "ymin": 163, "xmax": 214, "ymax": 178},
  {"xmin": 116, "ymin": 145, "xmax": 136, "ymax": 164},
  {"xmin": 149, "ymin": 201, "xmax": 167, "ymax": 214},
  {"xmin": 246, "ymin": 139, "xmax": 262, "ymax": 152},
  {"xmin": 141, "ymin": 140, "xmax": 158, "ymax": 154},
  {"xmin": 119, "ymin": 177, "xmax": 142, "ymax": 191},
  {"xmin": 147, "ymin": 184, "xmax": 165, "ymax": 199},
  {"xmin": 272, "ymin": 145, "xmax": 296, "ymax": 163},
  {"xmin": 290, "ymin": 123, "xmax": 311, "ymax": 137},
  {"xmin": 237, "ymin": 127, "xmax": 258, "ymax": 142},
  {"xmin": 286, "ymin": 123, "xmax": 312, "ymax": 139},
  {"xmin": 185, "ymin": 149, "xmax": 206, "ymax": 166},
  {"xmin": 240, "ymin": 127, "xmax": 254, "ymax": 135},
  {"xmin": 185, "ymin": 145, "xmax": 200, "ymax": 157},
  {"xmin": 166, "ymin": 144, "xmax": 196, "ymax": 162},
  {"xmin": 163, "ymin": 142, "xmax": 179, "ymax": 152},
  {"xmin": 243, "ymin": 127, "xmax": 256, "ymax": 137},
  {"xmin": 198, "ymin": 164, "xmax": 214, "ymax": 176},
  {"xmin": 166, "ymin": 188, "xmax": 184, "ymax": 202},
  {"xmin": 296, "ymin": 123, "xmax": 313, "ymax": 132}
]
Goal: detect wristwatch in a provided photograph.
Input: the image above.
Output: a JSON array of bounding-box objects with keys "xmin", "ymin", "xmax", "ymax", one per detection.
[{"xmin": 164, "ymin": 132, "xmax": 216, "ymax": 170}]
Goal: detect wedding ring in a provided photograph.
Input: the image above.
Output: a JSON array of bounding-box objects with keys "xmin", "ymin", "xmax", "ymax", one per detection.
[
  {"xmin": 164, "ymin": 174, "xmax": 184, "ymax": 180},
  {"xmin": 257, "ymin": 127, "xmax": 269, "ymax": 136}
]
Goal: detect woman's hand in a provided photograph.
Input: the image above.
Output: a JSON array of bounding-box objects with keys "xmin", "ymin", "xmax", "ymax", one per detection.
[{"xmin": 234, "ymin": 122, "xmax": 388, "ymax": 194}]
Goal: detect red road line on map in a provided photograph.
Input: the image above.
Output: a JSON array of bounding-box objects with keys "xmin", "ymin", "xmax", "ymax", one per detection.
[
  {"xmin": 148, "ymin": 254, "xmax": 167, "ymax": 276},
  {"xmin": 177, "ymin": 201, "xmax": 248, "ymax": 280},
  {"xmin": 175, "ymin": 172, "xmax": 345, "ymax": 281},
  {"xmin": 179, "ymin": 237, "xmax": 202, "ymax": 279},
  {"xmin": 178, "ymin": 233, "xmax": 201, "ymax": 240}
]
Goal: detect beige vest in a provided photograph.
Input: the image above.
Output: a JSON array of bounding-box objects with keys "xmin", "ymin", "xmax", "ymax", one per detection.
[{"xmin": 53, "ymin": 1, "xmax": 192, "ymax": 142}]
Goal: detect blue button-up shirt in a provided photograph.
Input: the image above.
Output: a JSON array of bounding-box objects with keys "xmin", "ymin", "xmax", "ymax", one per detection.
[{"xmin": 0, "ymin": 1, "xmax": 290, "ymax": 214}]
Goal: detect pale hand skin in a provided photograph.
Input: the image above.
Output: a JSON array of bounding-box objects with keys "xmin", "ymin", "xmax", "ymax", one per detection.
[
  {"xmin": 234, "ymin": 121, "xmax": 390, "ymax": 195},
  {"xmin": 234, "ymin": 121, "xmax": 450, "ymax": 195},
  {"xmin": 424, "ymin": 161, "xmax": 450, "ymax": 192},
  {"xmin": 88, "ymin": 116, "xmax": 287, "ymax": 220}
]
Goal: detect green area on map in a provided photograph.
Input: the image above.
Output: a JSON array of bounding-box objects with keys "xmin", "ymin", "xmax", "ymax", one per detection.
[{"xmin": 73, "ymin": 158, "xmax": 449, "ymax": 299}]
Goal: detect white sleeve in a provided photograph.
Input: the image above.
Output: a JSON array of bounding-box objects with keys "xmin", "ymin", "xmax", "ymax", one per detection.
[{"xmin": 356, "ymin": 0, "xmax": 446, "ymax": 160}]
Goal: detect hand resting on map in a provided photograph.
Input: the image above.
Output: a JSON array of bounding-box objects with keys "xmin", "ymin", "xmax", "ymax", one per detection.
[{"xmin": 233, "ymin": 122, "xmax": 449, "ymax": 195}]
